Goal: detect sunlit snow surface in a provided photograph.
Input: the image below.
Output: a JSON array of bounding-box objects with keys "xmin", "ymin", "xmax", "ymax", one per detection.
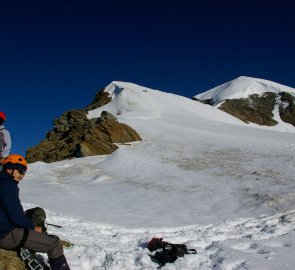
[
  {"xmin": 22, "ymin": 81, "xmax": 295, "ymax": 269},
  {"xmin": 194, "ymin": 76, "xmax": 295, "ymax": 105}
]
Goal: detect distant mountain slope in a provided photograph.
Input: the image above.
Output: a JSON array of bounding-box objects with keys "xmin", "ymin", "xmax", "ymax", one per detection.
[
  {"xmin": 26, "ymin": 78, "xmax": 295, "ymax": 163},
  {"xmin": 194, "ymin": 76, "xmax": 295, "ymax": 129},
  {"xmin": 87, "ymin": 81, "xmax": 244, "ymax": 125},
  {"xmin": 27, "ymin": 81, "xmax": 245, "ymax": 162}
]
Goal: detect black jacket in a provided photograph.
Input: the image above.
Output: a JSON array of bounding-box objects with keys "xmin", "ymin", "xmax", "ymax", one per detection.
[{"xmin": 0, "ymin": 171, "xmax": 34, "ymax": 239}]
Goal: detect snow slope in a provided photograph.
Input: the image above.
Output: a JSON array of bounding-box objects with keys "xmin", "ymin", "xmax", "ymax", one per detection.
[
  {"xmin": 194, "ymin": 76, "xmax": 295, "ymax": 105},
  {"xmin": 21, "ymin": 81, "xmax": 295, "ymax": 269}
]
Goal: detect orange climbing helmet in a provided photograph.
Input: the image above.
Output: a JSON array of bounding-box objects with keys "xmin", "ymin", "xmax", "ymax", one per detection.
[
  {"xmin": 0, "ymin": 112, "xmax": 6, "ymax": 121},
  {"xmin": 2, "ymin": 154, "xmax": 27, "ymax": 174}
]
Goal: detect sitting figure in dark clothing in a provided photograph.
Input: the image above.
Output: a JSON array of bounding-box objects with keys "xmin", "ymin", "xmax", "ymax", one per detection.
[{"xmin": 0, "ymin": 154, "xmax": 70, "ymax": 270}]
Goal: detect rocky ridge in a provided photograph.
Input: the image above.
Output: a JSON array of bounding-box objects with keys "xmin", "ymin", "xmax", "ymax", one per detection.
[
  {"xmin": 26, "ymin": 88, "xmax": 142, "ymax": 163},
  {"xmin": 199, "ymin": 91, "xmax": 295, "ymax": 127}
]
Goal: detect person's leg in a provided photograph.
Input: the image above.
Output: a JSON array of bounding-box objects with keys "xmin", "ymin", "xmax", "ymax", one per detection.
[
  {"xmin": 24, "ymin": 230, "xmax": 70, "ymax": 269},
  {"xmin": 0, "ymin": 228, "xmax": 63, "ymax": 258},
  {"xmin": 48, "ymin": 255, "xmax": 70, "ymax": 270},
  {"xmin": 0, "ymin": 228, "xmax": 23, "ymax": 249},
  {"xmin": 24, "ymin": 230, "xmax": 63, "ymax": 258},
  {"xmin": 0, "ymin": 228, "xmax": 70, "ymax": 270}
]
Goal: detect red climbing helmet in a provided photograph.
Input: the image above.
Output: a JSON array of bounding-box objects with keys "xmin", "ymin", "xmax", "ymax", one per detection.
[{"xmin": 0, "ymin": 112, "xmax": 6, "ymax": 121}]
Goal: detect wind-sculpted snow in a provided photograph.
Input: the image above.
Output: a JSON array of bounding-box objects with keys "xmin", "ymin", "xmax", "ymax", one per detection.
[{"xmin": 24, "ymin": 206, "xmax": 295, "ymax": 269}]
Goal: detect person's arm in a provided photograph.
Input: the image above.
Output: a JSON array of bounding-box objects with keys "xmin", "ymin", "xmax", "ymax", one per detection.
[
  {"xmin": 1, "ymin": 130, "xmax": 11, "ymax": 157},
  {"xmin": 2, "ymin": 184, "xmax": 34, "ymax": 230}
]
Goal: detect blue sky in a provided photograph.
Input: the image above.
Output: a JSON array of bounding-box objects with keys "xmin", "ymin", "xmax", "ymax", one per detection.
[{"xmin": 0, "ymin": 0, "xmax": 294, "ymax": 157}]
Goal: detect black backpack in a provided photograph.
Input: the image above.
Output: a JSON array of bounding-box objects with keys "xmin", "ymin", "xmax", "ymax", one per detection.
[{"xmin": 147, "ymin": 237, "xmax": 197, "ymax": 267}]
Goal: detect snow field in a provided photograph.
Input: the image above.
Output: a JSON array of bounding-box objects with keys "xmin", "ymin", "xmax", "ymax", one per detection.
[
  {"xmin": 22, "ymin": 81, "xmax": 295, "ymax": 269},
  {"xmin": 27, "ymin": 207, "xmax": 295, "ymax": 270}
]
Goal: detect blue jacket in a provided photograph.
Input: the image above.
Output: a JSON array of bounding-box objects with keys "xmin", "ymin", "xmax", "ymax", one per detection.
[{"xmin": 0, "ymin": 171, "xmax": 34, "ymax": 239}]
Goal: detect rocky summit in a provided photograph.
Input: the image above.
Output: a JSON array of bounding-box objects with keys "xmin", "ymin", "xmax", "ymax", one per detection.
[
  {"xmin": 219, "ymin": 92, "xmax": 292, "ymax": 126},
  {"xmin": 194, "ymin": 76, "xmax": 295, "ymax": 127},
  {"xmin": 198, "ymin": 91, "xmax": 295, "ymax": 127},
  {"xmin": 26, "ymin": 89, "xmax": 142, "ymax": 163}
]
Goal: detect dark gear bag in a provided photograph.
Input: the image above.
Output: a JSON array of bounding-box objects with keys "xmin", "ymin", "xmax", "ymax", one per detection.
[
  {"xmin": 25, "ymin": 207, "xmax": 47, "ymax": 233},
  {"xmin": 148, "ymin": 237, "xmax": 197, "ymax": 267}
]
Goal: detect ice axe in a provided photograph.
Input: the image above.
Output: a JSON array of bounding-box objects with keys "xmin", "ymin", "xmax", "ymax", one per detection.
[{"xmin": 46, "ymin": 222, "xmax": 63, "ymax": 228}]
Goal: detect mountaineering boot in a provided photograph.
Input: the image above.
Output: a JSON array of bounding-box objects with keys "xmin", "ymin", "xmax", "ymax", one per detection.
[
  {"xmin": 19, "ymin": 247, "xmax": 44, "ymax": 270},
  {"xmin": 49, "ymin": 255, "xmax": 70, "ymax": 270}
]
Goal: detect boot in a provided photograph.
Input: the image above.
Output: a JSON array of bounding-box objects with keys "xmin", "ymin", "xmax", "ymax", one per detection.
[{"xmin": 49, "ymin": 255, "xmax": 70, "ymax": 270}]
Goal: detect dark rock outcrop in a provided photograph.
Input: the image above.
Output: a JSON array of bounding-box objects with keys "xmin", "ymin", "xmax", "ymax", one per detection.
[
  {"xmin": 219, "ymin": 93, "xmax": 278, "ymax": 126},
  {"xmin": 85, "ymin": 88, "xmax": 112, "ymax": 110},
  {"xmin": 196, "ymin": 91, "xmax": 295, "ymax": 127},
  {"xmin": 279, "ymin": 92, "xmax": 295, "ymax": 126},
  {"xmin": 26, "ymin": 86, "xmax": 142, "ymax": 163},
  {"xmin": 26, "ymin": 84, "xmax": 141, "ymax": 163},
  {"xmin": 26, "ymin": 108, "xmax": 142, "ymax": 163},
  {"xmin": 194, "ymin": 98, "xmax": 215, "ymax": 106}
]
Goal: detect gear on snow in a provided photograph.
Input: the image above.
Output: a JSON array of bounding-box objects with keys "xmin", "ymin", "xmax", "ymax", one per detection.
[{"xmin": 147, "ymin": 237, "xmax": 197, "ymax": 268}]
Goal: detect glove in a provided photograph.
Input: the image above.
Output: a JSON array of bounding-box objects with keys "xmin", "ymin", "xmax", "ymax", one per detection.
[{"xmin": 25, "ymin": 207, "xmax": 47, "ymax": 233}]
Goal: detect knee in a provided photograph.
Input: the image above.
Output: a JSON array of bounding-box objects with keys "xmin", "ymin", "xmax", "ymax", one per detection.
[{"xmin": 48, "ymin": 236, "xmax": 64, "ymax": 259}]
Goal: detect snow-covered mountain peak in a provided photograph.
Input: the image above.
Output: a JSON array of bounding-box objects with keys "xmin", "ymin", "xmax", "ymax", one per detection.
[
  {"xmin": 104, "ymin": 81, "xmax": 149, "ymax": 97},
  {"xmin": 87, "ymin": 81, "xmax": 244, "ymax": 125},
  {"xmin": 193, "ymin": 76, "xmax": 295, "ymax": 131},
  {"xmin": 195, "ymin": 76, "xmax": 295, "ymax": 105},
  {"xmin": 88, "ymin": 81, "xmax": 161, "ymax": 120}
]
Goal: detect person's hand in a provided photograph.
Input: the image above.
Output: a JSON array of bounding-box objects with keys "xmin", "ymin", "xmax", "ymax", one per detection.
[
  {"xmin": 35, "ymin": 226, "xmax": 43, "ymax": 233},
  {"xmin": 0, "ymin": 158, "xmax": 4, "ymax": 164}
]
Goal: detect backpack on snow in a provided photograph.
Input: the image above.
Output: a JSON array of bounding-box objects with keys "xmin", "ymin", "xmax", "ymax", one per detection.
[{"xmin": 147, "ymin": 237, "xmax": 197, "ymax": 267}]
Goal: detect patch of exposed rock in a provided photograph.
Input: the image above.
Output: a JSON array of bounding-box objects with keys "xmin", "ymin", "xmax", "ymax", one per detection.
[
  {"xmin": 85, "ymin": 88, "xmax": 112, "ymax": 110},
  {"xmin": 192, "ymin": 97, "xmax": 215, "ymax": 106},
  {"xmin": 279, "ymin": 92, "xmax": 295, "ymax": 126},
  {"xmin": 196, "ymin": 91, "xmax": 295, "ymax": 127},
  {"xmin": 219, "ymin": 92, "xmax": 278, "ymax": 126},
  {"xmin": 0, "ymin": 248, "xmax": 26, "ymax": 270},
  {"xmin": 26, "ymin": 109, "xmax": 142, "ymax": 163}
]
